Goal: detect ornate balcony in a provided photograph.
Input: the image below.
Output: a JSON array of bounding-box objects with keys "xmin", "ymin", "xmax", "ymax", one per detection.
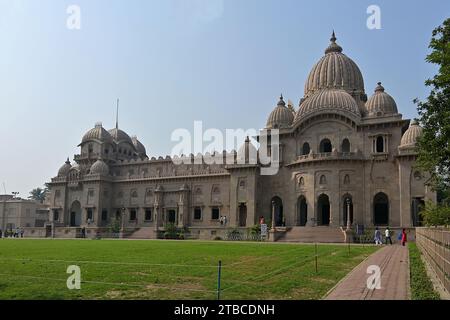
[{"xmin": 291, "ymin": 151, "xmax": 365, "ymax": 165}]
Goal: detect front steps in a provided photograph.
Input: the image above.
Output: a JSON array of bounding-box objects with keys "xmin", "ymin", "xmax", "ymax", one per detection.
[
  {"xmin": 278, "ymin": 226, "xmax": 346, "ymax": 243},
  {"xmin": 126, "ymin": 227, "xmax": 156, "ymax": 239}
]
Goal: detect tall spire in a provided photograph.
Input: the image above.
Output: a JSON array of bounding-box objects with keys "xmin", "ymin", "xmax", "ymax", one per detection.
[
  {"xmin": 325, "ymin": 30, "xmax": 342, "ymax": 54},
  {"xmin": 115, "ymin": 98, "xmax": 119, "ymax": 129},
  {"xmin": 331, "ymin": 30, "xmax": 336, "ymax": 43}
]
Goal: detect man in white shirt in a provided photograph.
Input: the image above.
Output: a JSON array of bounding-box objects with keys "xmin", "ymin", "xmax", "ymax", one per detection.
[{"xmin": 385, "ymin": 227, "xmax": 392, "ymax": 245}]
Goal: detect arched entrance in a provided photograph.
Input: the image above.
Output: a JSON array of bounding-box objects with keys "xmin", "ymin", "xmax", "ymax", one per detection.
[
  {"xmin": 342, "ymin": 195, "xmax": 354, "ymax": 226},
  {"xmin": 374, "ymin": 193, "xmax": 389, "ymax": 225},
  {"xmin": 271, "ymin": 197, "xmax": 284, "ymax": 226},
  {"xmin": 70, "ymin": 201, "xmax": 82, "ymax": 227},
  {"xmin": 412, "ymin": 198, "xmax": 425, "ymax": 227},
  {"xmin": 317, "ymin": 194, "xmax": 330, "ymax": 226},
  {"xmin": 297, "ymin": 196, "xmax": 307, "ymax": 226},
  {"xmin": 238, "ymin": 203, "xmax": 247, "ymax": 227}
]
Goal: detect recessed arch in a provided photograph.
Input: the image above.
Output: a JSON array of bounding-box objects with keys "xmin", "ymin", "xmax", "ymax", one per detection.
[
  {"xmin": 319, "ymin": 139, "xmax": 332, "ymax": 153},
  {"xmin": 70, "ymin": 201, "xmax": 82, "ymax": 227},
  {"xmin": 342, "ymin": 138, "xmax": 351, "ymax": 153},
  {"xmin": 302, "ymin": 142, "xmax": 310, "ymax": 155},
  {"xmin": 317, "ymin": 194, "xmax": 330, "ymax": 226},
  {"xmin": 373, "ymin": 192, "xmax": 389, "ymax": 225},
  {"xmin": 297, "ymin": 196, "xmax": 308, "ymax": 226},
  {"xmin": 271, "ymin": 196, "xmax": 284, "ymax": 227}
]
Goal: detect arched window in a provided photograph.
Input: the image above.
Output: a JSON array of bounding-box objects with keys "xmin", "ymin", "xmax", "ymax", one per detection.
[
  {"xmin": 319, "ymin": 139, "xmax": 332, "ymax": 153},
  {"xmin": 342, "ymin": 139, "xmax": 350, "ymax": 153},
  {"xmin": 239, "ymin": 180, "xmax": 246, "ymax": 189},
  {"xmin": 319, "ymin": 175, "xmax": 327, "ymax": 185},
  {"xmin": 299, "ymin": 177, "xmax": 305, "ymax": 186},
  {"xmin": 302, "ymin": 142, "xmax": 310, "ymax": 155},
  {"xmin": 131, "ymin": 190, "xmax": 138, "ymax": 198},
  {"xmin": 344, "ymin": 174, "xmax": 350, "ymax": 185},
  {"xmin": 376, "ymin": 136, "xmax": 384, "ymax": 153}
]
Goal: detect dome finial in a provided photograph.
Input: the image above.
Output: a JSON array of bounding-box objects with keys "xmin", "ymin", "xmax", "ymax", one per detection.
[
  {"xmin": 115, "ymin": 98, "xmax": 119, "ymax": 129},
  {"xmin": 277, "ymin": 94, "xmax": 286, "ymax": 106},
  {"xmin": 325, "ymin": 30, "xmax": 342, "ymax": 54},
  {"xmin": 66, "ymin": 157, "xmax": 70, "ymax": 164},
  {"xmin": 375, "ymin": 82, "xmax": 385, "ymax": 93},
  {"xmin": 331, "ymin": 30, "xmax": 336, "ymax": 43}
]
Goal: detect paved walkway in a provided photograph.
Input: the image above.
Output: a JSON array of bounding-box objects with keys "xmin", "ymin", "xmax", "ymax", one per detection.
[{"xmin": 324, "ymin": 245, "xmax": 410, "ymax": 300}]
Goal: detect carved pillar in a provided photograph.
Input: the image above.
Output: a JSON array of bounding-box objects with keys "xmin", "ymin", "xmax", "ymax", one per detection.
[{"xmin": 154, "ymin": 185, "xmax": 164, "ymax": 231}]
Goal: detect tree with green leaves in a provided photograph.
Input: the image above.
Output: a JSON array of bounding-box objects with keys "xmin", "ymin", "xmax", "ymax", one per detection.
[
  {"xmin": 415, "ymin": 18, "xmax": 450, "ymax": 226},
  {"xmin": 28, "ymin": 187, "xmax": 47, "ymax": 203},
  {"xmin": 415, "ymin": 18, "xmax": 450, "ymax": 192}
]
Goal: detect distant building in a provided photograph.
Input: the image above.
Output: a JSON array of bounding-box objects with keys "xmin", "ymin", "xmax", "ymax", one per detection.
[
  {"xmin": 46, "ymin": 32, "xmax": 435, "ymax": 241},
  {"xmin": 0, "ymin": 195, "xmax": 49, "ymax": 231}
]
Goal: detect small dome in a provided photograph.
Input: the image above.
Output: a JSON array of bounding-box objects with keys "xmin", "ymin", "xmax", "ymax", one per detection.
[
  {"xmin": 266, "ymin": 95, "xmax": 294, "ymax": 129},
  {"xmin": 82, "ymin": 123, "xmax": 113, "ymax": 144},
  {"xmin": 57, "ymin": 158, "xmax": 72, "ymax": 176},
  {"xmin": 295, "ymin": 89, "xmax": 360, "ymax": 122},
  {"xmin": 131, "ymin": 136, "xmax": 147, "ymax": 155},
  {"xmin": 400, "ymin": 120, "xmax": 423, "ymax": 147},
  {"xmin": 366, "ymin": 82, "xmax": 398, "ymax": 116},
  {"xmin": 237, "ymin": 136, "xmax": 258, "ymax": 164},
  {"xmin": 109, "ymin": 127, "xmax": 133, "ymax": 145},
  {"xmin": 89, "ymin": 159, "xmax": 110, "ymax": 175},
  {"xmin": 304, "ymin": 32, "xmax": 365, "ymax": 97}
]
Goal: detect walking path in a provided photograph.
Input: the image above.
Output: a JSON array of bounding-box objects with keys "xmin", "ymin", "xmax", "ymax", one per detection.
[{"xmin": 324, "ymin": 245, "xmax": 410, "ymax": 300}]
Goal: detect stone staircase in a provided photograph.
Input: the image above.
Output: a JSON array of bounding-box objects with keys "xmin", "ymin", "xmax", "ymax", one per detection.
[
  {"xmin": 278, "ymin": 226, "xmax": 345, "ymax": 243},
  {"xmin": 126, "ymin": 227, "xmax": 156, "ymax": 239}
]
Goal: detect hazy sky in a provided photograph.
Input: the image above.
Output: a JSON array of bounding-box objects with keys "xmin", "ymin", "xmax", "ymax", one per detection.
[{"xmin": 0, "ymin": 0, "xmax": 448, "ymax": 197}]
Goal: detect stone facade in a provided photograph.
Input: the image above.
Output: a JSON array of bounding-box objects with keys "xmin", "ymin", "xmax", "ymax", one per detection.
[
  {"xmin": 0, "ymin": 195, "xmax": 49, "ymax": 232},
  {"xmin": 47, "ymin": 33, "xmax": 435, "ymax": 240}
]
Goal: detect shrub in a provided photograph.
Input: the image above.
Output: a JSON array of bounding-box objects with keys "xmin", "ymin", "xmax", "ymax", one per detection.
[{"xmin": 421, "ymin": 200, "xmax": 450, "ymax": 227}]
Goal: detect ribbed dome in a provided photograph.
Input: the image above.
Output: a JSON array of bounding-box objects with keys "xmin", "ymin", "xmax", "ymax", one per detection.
[
  {"xmin": 366, "ymin": 82, "xmax": 398, "ymax": 116},
  {"xmin": 266, "ymin": 95, "xmax": 294, "ymax": 129},
  {"xmin": 237, "ymin": 136, "xmax": 258, "ymax": 164},
  {"xmin": 400, "ymin": 120, "xmax": 423, "ymax": 147},
  {"xmin": 109, "ymin": 127, "xmax": 133, "ymax": 145},
  {"xmin": 82, "ymin": 123, "xmax": 113, "ymax": 144},
  {"xmin": 90, "ymin": 159, "xmax": 110, "ymax": 175},
  {"xmin": 132, "ymin": 136, "xmax": 147, "ymax": 155},
  {"xmin": 295, "ymin": 89, "xmax": 360, "ymax": 122},
  {"xmin": 57, "ymin": 158, "xmax": 72, "ymax": 176},
  {"xmin": 305, "ymin": 32, "xmax": 365, "ymax": 97}
]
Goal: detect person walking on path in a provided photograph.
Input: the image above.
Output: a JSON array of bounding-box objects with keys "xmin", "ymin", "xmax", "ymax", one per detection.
[
  {"xmin": 401, "ymin": 228, "xmax": 407, "ymax": 246},
  {"xmin": 374, "ymin": 227, "xmax": 382, "ymax": 245},
  {"xmin": 385, "ymin": 227, "xmax": 392, "ymax": 245}
]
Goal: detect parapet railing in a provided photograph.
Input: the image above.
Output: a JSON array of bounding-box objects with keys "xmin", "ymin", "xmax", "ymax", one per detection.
[{"xmin": 416, "ymin": 227, "xmax": 450, "ymax": 294}]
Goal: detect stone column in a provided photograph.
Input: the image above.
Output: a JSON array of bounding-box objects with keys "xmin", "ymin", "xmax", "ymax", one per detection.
[{"xmin": 271, "ymin": 200, "xmax": 276, "ymax": 231}]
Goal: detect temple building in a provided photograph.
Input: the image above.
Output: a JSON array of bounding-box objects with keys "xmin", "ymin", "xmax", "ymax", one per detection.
[{"xmin": 46, "ymin": 32, "xmax": 435, "ymax": 241}]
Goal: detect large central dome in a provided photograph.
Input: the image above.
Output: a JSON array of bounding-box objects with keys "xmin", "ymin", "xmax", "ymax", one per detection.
[{"xmin": 304, "ymin": 32, "xmax": 365, "ymax": 97}]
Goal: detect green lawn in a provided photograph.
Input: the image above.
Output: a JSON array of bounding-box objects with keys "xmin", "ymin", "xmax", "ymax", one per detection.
[
  {"xmin": 408, "ymin": 243, "xmax": 440, "ymax": 300},
  {"xmin": 0, "ymin": 239, "xmax": 378, "ymax": 300}
]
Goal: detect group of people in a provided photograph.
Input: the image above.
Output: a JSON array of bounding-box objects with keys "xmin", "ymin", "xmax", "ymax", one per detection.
[
  {"xmin": 0, "ymin": 227, "xmax": 25, "ymax": 238},
  {"xmin": 374, "ymin": 227, "xmax": 407, "ymax": 246}
]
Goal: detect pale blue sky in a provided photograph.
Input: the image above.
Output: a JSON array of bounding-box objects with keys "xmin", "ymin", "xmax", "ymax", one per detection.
[{"xmin": 0, "ymin": 0, "xmax": 448, "ymax": 196}]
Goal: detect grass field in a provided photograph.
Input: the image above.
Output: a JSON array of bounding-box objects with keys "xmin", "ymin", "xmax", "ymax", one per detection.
[{"xmin": 0, "ymin": 239, "xmax": 378, "ymax": 300}]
